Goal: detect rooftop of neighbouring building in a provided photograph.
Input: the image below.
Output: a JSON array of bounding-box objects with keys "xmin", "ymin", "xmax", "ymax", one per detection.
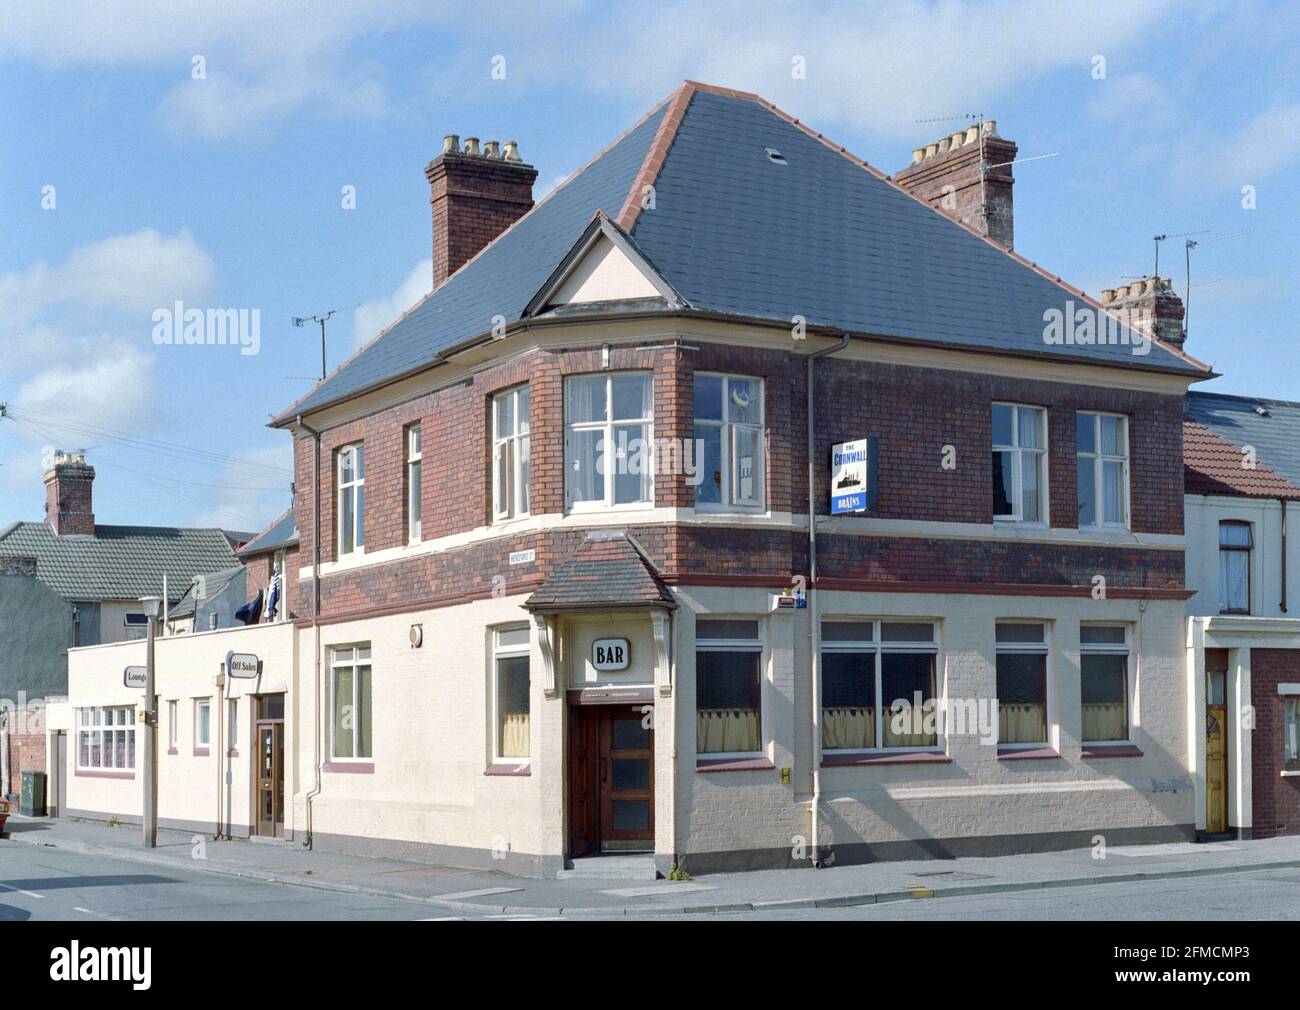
[
  {"xmin": 237, "ymin": 508, "xmax": 298, "ymax": 559},
  {"xmin": 1185, "ymin": 391, "xmax": 1300, "ymax": 497},
  {"xmin": 274, "ymin": 81, "xmax": 1207, "ymax": 425},
  {"xmin": 0, "ymin": 521, "xmax": 249, "ymax": 604},
  {"xmin": 167, "ymin": 565, "xmax": 246, "ymax": 619}
]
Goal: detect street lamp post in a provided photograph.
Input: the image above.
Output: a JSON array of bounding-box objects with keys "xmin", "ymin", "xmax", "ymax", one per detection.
[{"xmin": 140, "ymin": 595, "xmax": 162, "ymax": 848}]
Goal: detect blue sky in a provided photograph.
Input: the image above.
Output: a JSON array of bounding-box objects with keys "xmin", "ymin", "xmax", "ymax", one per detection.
[{"xmin": 2, "ymin": 0, "xmax": 1297, "ymax": 532}]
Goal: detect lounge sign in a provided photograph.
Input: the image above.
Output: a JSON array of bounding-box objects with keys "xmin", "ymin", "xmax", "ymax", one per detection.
[
  {"xmin": 226, "ymin": 652, "xmax": 261, "ymax": 679},
  {"xmin": 831, "ymin": 436, "xmax": 878, "ymax": 514},
  {"xmin": 592, "ymin": 638, "xmax": 630, "ymax": 671},
  {"xmin": 123, "ymin": 666, "xmax": 147, "ymax": 689}
]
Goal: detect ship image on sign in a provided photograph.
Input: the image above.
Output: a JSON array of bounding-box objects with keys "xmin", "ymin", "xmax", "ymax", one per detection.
[{"xmin": 831, "ymin": 437, "xmax": 877, "ymax": 514}]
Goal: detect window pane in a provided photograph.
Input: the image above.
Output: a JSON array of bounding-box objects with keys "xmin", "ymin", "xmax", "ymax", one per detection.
[
  {"xmin": 409, "ymin": 425, "xmax": 421, "ymax": 455},
  {"xmin": 822, "ymin": 621, "xmax": 873, "ymax": 642},
  {"xmin": 1020, "ymin": 452, "xmax": 1040, "ymax": 522},
  {"xmin": 498, "ymin": 656, "xmax": 530, "ymax": 758},
  {"xmin": 568, "ymin": 429, "xmax": 602, "ymax": 502},
  {"xmin": 1081, "ymin": 625, "xmax": 1126, "ymax": 645},
  {"xmin": 611, "ymin": 374, "xmax": 651, "ymax": 420},
  {"xmin": 340, "ymin": 488, "xmax": 354, "ymax": 555},
  {"xmin": 340, "ymin": 448, "xmax": 354, "ymax": 483},
  {"xmin": 1102, "ymin": 459, "xmax": 1124, "ymax": 523},
  {"xmin": 996, "ymin": 623, "xmax": 1045, "ymax": 644},
  {"xmin": 612, "ymin": 718, "xmax": 650, "ymax": 749},
  {"xmin": 496, "ymin": 626, "xmax": 530, "ymax": 649},
  {"xmin": 695, "ymin": 423, "xmax": 722, "ymax": 505},
  {"xmin": 517, "ymin": 387, "xmax": 530, "ymax": 435},
  {"xmin": 728, "ymin": 377, "xmax": 760, "ymax": 424},
  {"xmin": 696, "ymin": 650, "xmax": 761, "ymax": 753},
  {"xmin": 333, "ymin": 668, "xmax": 354, "ymax": 758},
  {"xmin": 566, "ymin": 375, "xmax": 606, "ymax": 424},
  {"xmin": 1017, "ymin": 407, "xmax": 1042, "ymax": 449},
  {"xmin": 1220, "ymin": 549, "xmax": 1249, "ymax": 612},
  {"xmin": 357, "ymin": 665, "xmax": 372, "ymax": 758},
  {"xmin": 353, "ymin": 445, "xmax": 364, "ymax": 478},
  {"xmin": 996, "ymin": 652, "xmax": 1047, "ymax": 744},
  {"xmin": 1284, "ymin": 699, "xmax": 1299, "ymax": 764},
  {"xmin": 694, "ymin": 373, "xmax": 723, "ymax": 422},
  {"xmin": 1077, "ymin": 458, "xmax": 1096, "ymax": 526},
  {"xmin": 495, "ymin": 390, "xmax": 514, "ymax": 436},
  {"xmin": 1076, "ymin": 413, "xmax": 1096, "ymax": 454},
  {"xmin": 1099, "ymin": 415, "xmax": 1122, "ymax": 456},
  {"xmin": 355, "ymin": 485, "xmax": 365, "ymax": 548},
  {"xmin": 822, "ymin": 652, "xmax": 875, "ymax": 750},
  {"xmin": 992, "ymin": 451, "xmax": 1014, "ymax": 516},
  {"xmin": 992, "ymin": 404, "xmax": 1013, "ymax": 447},
  {"xmin": 612, "ymin": 759, "xmax": 650, "ymax": 790},
  {"xmin": 880, "ymin": 622, "xmax": 934, "ymax": 642},
  {"xmin": 697, "ymin": 619, "xmax": 759, "ymax": 641},
  {"xmin": 733, "ymin": 425, "xmax": 759, "ymax": 504},
  {"xmin": 1220, "ymin": 523, "xmax": 1252, "ymax": 547},
  {"xmin": 880, "ymin": 653, "xmax": 936, "ymax": 747},
  {"xmin": 409, "ymin": 459, "xmax": 422, "ymax": 534},
  {"xmin": 612, "ymin": 799, "xmax": 650, "ymax": 830},
  {"xmin": 612, "ymin": 424, "xmax": 652, "ymax": 504},
  {"xmin": 518, "ymin": 433, "xmax": 530, "ymax": 514},
  {"xmin": 496, "ymin": 440, "xmax": 512, "ymax": 515},
  {"xmin": 1081, "ymin": 654, "xmax": 1127, "ymax": 741}
]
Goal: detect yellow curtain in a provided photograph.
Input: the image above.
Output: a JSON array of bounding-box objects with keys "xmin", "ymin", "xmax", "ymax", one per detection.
[
  {"xmin": 882, "ymin": 709, "xmax": 936, "ymax": 748},
  {"xmin": 697, "ymin": 709, "xmax": 760, "ymax": 753},
  {"xmin": 500, "ymin": 712, "xmax": 530, "ymax": 758},
  {"xmin": 1083, "ymin": 702, "xmax": 1126, "ymax": 742},
  {"xmin": 999, "ymin": 703, "xmax": 1047, "ymax": 744},
  {"xmin": 822, "ymin": 707, "xmax": 875, "ymax": 749}
]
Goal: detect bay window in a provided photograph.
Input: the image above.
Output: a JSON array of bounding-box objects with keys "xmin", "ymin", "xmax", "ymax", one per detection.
[
  {"xmin": 331, "ymin": 644, "xmax": 372, "ymax": 760},
  {"xmin": 1219, "ymin": 521, "xmax": 1252, "ymax": 614},
  {"xmin": 493, "ymin": 626, "xmax": 531, "ymax": 761},
  {"xmin": 992, "ymin": 403, "xmax": 1047, "ymax": 522},
  {"xmin": 1080, "ymin": 625, "xmax": 1130, "ymax": 743},
  {"xmin": 492, "ymin": 386, "xmax": 530, "ymax": 520},
  {"xmin": 696, "ymin": 619, "xmax": 763, "ymax": 755},
  {"xmin": 336, "ymin": 443, "xmax": 365, "ymax": 556},
  {"xmin": 565, "ymin": 373, "xmax": 653, "ymax": 509},
  {"xmin": 77, "ymin": 706, "xmax": 136, "ymax": 771},
  {"xmin": 995, "ymin": 623, "xmax": 1049, "ymax": 746},
  {"xmin": 1077, "ymin": 412, "xmax": 1129, "ymax": 527},
  {"xmin": 694, "ymin": 372, "xmax": 764, "ymax": 509},
  {"xmin": 821, "ymin": 620, "xmax": 938, "ymax": 751}
]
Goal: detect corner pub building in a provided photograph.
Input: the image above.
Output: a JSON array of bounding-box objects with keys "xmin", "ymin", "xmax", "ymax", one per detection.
[{"xmin": 75, "ymin": 82, "xmax": 1215, "ymax": 876}]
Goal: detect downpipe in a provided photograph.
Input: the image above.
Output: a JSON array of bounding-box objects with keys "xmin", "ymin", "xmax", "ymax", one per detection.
[
  {"xmin": 296, "ymin": 415, "xmax": 324, "ymax": 850},
  {"xmin": 806, "ymin": 331, "xmax": 849, "ymax": 868}
]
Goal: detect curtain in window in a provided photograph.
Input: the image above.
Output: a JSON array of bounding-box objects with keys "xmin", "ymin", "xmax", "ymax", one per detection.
[
  {"xmin": 500, "ymin": 713, "xmax": 531, "ymax": 758},
  {"xmin": 1220, "ymin": 550, "xmax": 1248, "ymax": 611},
  {"xmin": 697, "ymin": 709, "xmax": 761, "ymax": 753},
  {"xmin": 1082, "ymin": 702, "xmax": 1127, "ymax": 742},
  {"xmin": 498, "ymin": 656, "xmax": 530, "ymax": 758},
  {"xmin": 333, "ymin": 667, "xmax": 353, "ymax": 758},
  {"xmin": 822, "ymin": 707, "xmax": 875, "ymax": 748},
  {"xmin": 999, "ymin": 703, "xmax": 1047, "ymax": 745}
]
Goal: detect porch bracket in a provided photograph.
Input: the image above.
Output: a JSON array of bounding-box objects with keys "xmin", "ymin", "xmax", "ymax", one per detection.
[
  {"xmin": 652, "ymin": 610, "xmax": 672, "ymax": 697},
  {"xmin": 534, "ymin": 613, "xmax": 559, "ymax": 697}
]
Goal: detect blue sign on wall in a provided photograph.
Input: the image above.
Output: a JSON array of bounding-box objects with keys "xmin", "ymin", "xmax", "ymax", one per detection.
[{"xmin": 830, "ymin": 436, "xmax": 877, "ymax": 514}]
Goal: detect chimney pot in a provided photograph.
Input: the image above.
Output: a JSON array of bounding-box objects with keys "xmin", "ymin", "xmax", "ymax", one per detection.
[
  {"xmin": 462, "ymin": 136, "xmax": 481, "ymax": 156},
  {"xmin": 965, "ymin": 125, "xmax": 980, "ymax": 144},
  {"xmin": 1101, "ymin": 288, "xmax": 1116, "ymax": 303},
  {"xmin": 484, "ymin": 140, "xmax": 501, "ymax": 160},
  {"xmin": 442, "ymin": 134, "xmax": 460, "ymax": 155},
  {"xmin": 982, "ymin": 120, "xmax": 997, "ymax": 137},
  {"xmin": 503, "ymin": 140, "xmax": 522, "ymax": 162},
  {"xmin": 924, "ymin": 143, "xmax": 938, "ymax": 159},
  {"xmin": 950, "ymin": 131, "xmax": 965, "ymax": 148},
  {"xmin": 911, "ymin": 147, "xmax": 925, "ymax": 164}
]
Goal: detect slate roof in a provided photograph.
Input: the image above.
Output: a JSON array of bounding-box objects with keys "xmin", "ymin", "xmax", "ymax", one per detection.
[
  {"xmin": 1186, "ymin": 391, "xmax": 1300, "ymax": 492},
  {"xmin": 168, "ymin": 565, "xmax": 245, "ymax": 619},
  {"xmin": 274, "ymin": 81, "xmax": 1207, "ymax": 425},
  {"xmin": 238, "ymin": 508, "xmax": 298, "ymax": 558},
  {"xmin": 525, "ymin": 531, "xmax": 676, "ymax": 612},
  {"xmin": 0, "ymin": 522, "xmax": 243, "ymax": 603},
  {"xmin": 1184, "ymin": 420, "xmax": 1300, "ymax": 499}
]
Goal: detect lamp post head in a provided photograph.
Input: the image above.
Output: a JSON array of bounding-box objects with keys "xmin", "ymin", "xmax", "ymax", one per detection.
[{"xmin": 139, "ymin": 595, "xmax": 163, "ymax": 620}]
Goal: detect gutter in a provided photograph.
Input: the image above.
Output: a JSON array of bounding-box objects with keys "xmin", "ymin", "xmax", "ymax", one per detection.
[
  {"xmin": 805, "ymin": 331, "xmax": 850, "ymax": 867},
  {"xmin": 295, "ymin": 415, "xmax": 324, "ymax": 849}
]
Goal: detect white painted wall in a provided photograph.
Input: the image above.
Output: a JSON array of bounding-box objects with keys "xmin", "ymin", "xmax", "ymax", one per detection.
[{"xmin": 1185, "ymin": 494, "xmax": 1299, "ymax": 618}]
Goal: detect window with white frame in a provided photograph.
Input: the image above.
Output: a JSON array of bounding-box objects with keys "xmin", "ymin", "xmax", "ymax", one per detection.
[
  {"xmin": 1284, "ymin": 697, "xmax": 1299, "ymax": 767},
  {"xmin": 406, "ymin": 424, "xmax": 422, "ymax": 542},
  {"xmin": 694, "ymin": 373, "xmax": 764, "ymax": 509},
  {"xmin": 565, "ymin": 373, "xmax": 653, "ymax": 509},
  {"xmin": 821, "ymin": 620, "xmax": 939, "ymax": 750},
  {"xmin": 1219, "ymin": 521, "xmax": 1252, "ymax": 614},
  {"xmin": 1077, "ymin": 412, "xmax": 1129, "ymax": 527},
  {"xmin": 697, "ymin": 619, "xmax": 765, "ymax": 755},
  {"xmin": 195, "ymin": 698, "xmax": 211, "ymax": 749},
  {"xmin": 995, "ymin": 623, "xmax": 1049, "ymax": 746},
  {"xmin": 1080, "ymin": 625, "xmax": 1130, "ymax": 743},
  {"xmin": 228, "ymin": 698, "xmax": 239, "ymax": 753},
  {"xmin": 992, "ymin": 403, "xmax": 1047, "ymax": 522},
  {"xmin": 493, "ymin": 386, "xmax": 530, "ymax": 520},
  {"xmin": 492, "ymin": 626, "xmax": 530, "ymax": 761},
  {"xmin": 336, "ymin": 443, "xmax": 365, "ymax": 556},
  {"xmin": 77, "ymin": 706, "xmax": 136, "ymax": 770},
  {"xmin": 168, "ymin": 700, "xmax": 177, "ymax": 750},
  {"xmin": 331, "ymin": 644, "xmax": 372, "ymax": 760}
]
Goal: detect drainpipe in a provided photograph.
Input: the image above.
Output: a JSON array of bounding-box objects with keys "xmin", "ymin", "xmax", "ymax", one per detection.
[
  {"xmin": 214, "ymin": 667, "xmax": 226, "ymax": 839},
  {"xmin": 1281, "ymin": 497, "xmax": 1289, "ymax": 614},
  {"xmin": 806, "ymin": 331, "xmax": 849, "ymax": 868},
  {"xmin": 296, "ymin": 415, "xmax": 324, "ymax": 849}
]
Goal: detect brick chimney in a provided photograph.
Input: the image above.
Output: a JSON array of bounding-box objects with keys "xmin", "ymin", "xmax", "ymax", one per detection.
[
  {"xmin": 43, "ymin": 450, "xmax": 95, "ymax": 537},
  {"xmin": 425, "ymin": 134, "xmax": 538, "ymax": 289},
  {"xmin": 895, "ymin": 120, "xmax": 1017, "ymax": 249},
  {"xmin": 1099, "ymin": 276, "xmax": 1186, "ymax": 350}
]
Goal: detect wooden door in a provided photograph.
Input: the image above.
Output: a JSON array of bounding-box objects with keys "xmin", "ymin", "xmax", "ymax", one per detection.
[
  {"xmin": 598, "ymin": 706, "xmax": 654, "ymax": 849},
  {"xmin": 256, "ymin": 722, "xmax": 283, "ymax": 837},
  {"xmin": 1206, "ymin": 705, "xmax": 1228, "ymax": 833},
  {"xmin": 568, "ymin": 706, "xmax": 599, "ymax": 857}
]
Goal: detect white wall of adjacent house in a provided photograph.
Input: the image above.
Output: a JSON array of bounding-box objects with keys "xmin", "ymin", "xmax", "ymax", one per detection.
[
  {"xmin": 98, "ymin": 601, "xmax": 153, "ymax": 644},
  {"xmin": 62, "ymin": 621, "xmax": 295, "ymax": 837},
  {"xmin": 1185, "ymin": 494, "xmax": 1300, "ymax": 618}
]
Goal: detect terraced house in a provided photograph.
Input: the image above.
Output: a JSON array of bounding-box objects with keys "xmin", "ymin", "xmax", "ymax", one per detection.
[{"xmin": 252, "ymin": 81, "xmax": 1212, "ymax": 875}]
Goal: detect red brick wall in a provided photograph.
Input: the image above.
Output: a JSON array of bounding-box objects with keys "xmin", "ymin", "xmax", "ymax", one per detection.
[
  {"xmin": 426, "ymin": 155, "xmax": 538, "ymax": 288},
  {"xmin": 244, "ymin": 546, "xmax": 300, "ymax": 620},
  {"xmin": 291, "ymin": 340, "xmax": 1186, "ymax": 619},
  {"xmin": 4, "ymin": 707, "xmax": 47, "ymax": 804},
  {"xmin": 1249, "ymin": 649, "xmax": 1300, "ymax": 838}
]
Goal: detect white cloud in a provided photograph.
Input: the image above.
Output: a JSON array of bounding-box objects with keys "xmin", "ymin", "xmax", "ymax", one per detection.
[
  {"xmin": 188, "ymin": 444, "xmax": 295, "ymax": 532},
  {"xmin": 15, "ymin": 341, "xmax": 158, "ymax": 430},
  {"xmin": 353, "ymin": 259, "xmax": 432, "ymax": 347},
  {"xmin": 1171, "ymin": 103, "xmax": 1300, "ymax": 192}
]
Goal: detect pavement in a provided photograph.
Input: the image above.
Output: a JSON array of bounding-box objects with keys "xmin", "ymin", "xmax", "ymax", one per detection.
[{"xmin": 5, "ymin": 815, "xmax": 1299, "ymax": 917}]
